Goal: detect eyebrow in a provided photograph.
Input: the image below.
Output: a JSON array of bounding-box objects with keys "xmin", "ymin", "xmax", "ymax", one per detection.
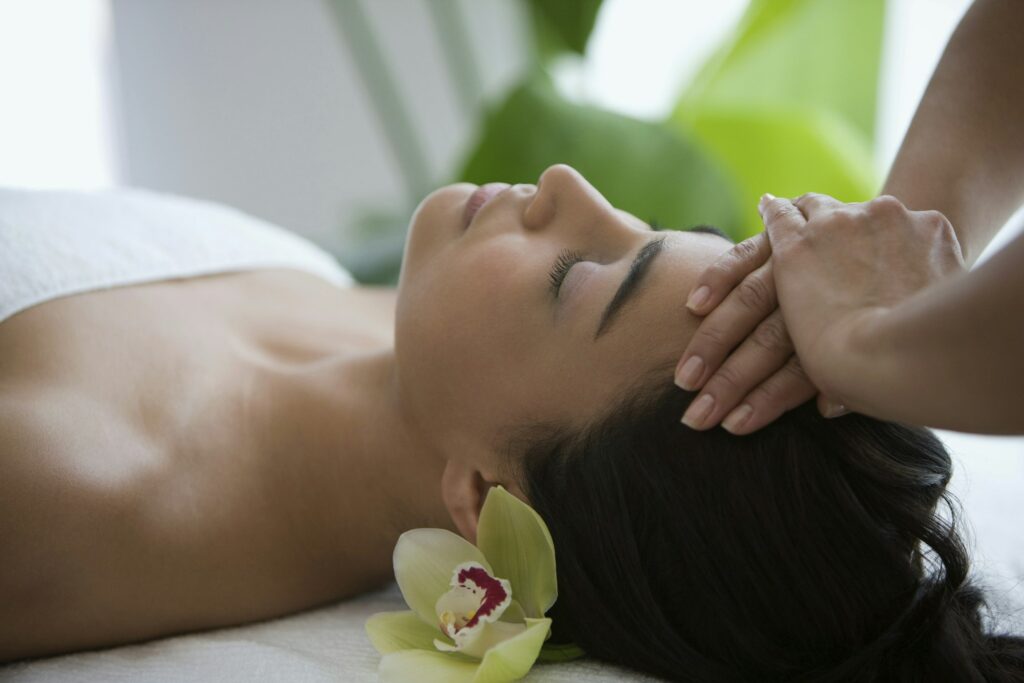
[
  {"xmin": 593, "ymin": 235, "xmax": 668, "ymax": 341},
  {"xmin": 686, "ymin": 223, "xmax": 735, "ymax": 243}
]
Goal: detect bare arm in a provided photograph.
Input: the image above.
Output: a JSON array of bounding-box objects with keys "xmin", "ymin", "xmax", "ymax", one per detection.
[
  {"xmin": 843, "ymin": 228, "xmax": 1024, "ymax": 433},
  {"xmin": 674, "ymin": 0, "xmax": 1024, "ymax": 433},
  {"xmin": 880, "ymin": 0, "xmax": 1024, "ymax": 268}
]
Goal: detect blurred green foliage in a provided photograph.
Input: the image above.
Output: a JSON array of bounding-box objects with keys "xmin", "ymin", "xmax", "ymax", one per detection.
[
  {"xmin": 461, "ymin": 75, "xmax": 743, "ymax": 234},
  {"xmin": 670, "ymin": 0, "xmax": 885, "ymax": 237},
  {"xmin": 460, "ymin": 0, "xmax": 884, "ymax": 241},
  {"xmin": 340, "ymin": 0, "xmax": 885, "ymax": 283},
  {"xmin": 527, "ymin": 0, "xmax": 604, "ymax": 57}
]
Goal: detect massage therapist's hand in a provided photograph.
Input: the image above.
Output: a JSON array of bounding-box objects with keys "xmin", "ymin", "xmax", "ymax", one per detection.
[
  {"xmin": 674, "ymin": 192, "xmax": 965, "ymax": 435},
  {"xmin": 754, "ymin": 192, "xmax": 966, "ymax": 412},
  {"xmin": 674, "ymin": 230, "xmax": 842, "ymax": 434}
]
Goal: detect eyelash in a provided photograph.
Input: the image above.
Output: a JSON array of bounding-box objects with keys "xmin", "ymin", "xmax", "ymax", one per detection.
[
  {"xmin": 548, "ymin": 248, "xmax": 584, "ymax": 296},
  {"xmin": 548, "ymin": 222, "xmax": 657, "ymax": 297}
]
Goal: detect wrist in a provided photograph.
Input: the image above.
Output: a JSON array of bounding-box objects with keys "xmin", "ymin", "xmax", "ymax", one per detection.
[{"xmin": 827, "ymin": 306, "xmax": 901, "ymax": 413}]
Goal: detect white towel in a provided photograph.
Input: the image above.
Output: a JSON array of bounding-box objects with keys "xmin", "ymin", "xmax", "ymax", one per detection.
[{"xmin": 0, "ymin": 186, "xmax": 355, "ymax": 324}]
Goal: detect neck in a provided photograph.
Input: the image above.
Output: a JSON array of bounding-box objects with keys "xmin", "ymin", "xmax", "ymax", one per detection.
[{"xmin": 260, "ymin": 345, "xmax": 457, "ymax": 578}]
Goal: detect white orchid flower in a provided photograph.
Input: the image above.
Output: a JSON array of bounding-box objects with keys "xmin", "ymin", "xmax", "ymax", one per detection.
[{"xmin": 365, "ymin": 486, "xmax": 564, "ymax": 682}]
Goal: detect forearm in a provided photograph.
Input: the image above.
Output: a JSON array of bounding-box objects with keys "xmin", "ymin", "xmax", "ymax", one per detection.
[
  {"xmin": 880, "ymin": 0, "xmax": 1024, "ymax": 268},
  {"xmin": 838, "ymin": 230, "xmax": 1024, "ymax": 434}
]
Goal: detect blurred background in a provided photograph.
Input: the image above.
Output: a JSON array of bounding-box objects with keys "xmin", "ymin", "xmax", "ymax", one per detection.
[
  {"xmin": 0, "ymin": 0, "xmax": 1021, "ymax": 622},
  {"xmin": 4, "ymin": 0, "xmax": 1024, "ymax": 281}
]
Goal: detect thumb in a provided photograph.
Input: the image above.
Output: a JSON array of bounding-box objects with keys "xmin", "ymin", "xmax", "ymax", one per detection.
[{"xmin": 759, "ymin": 194, "xmax": 807, "ymax": 254}]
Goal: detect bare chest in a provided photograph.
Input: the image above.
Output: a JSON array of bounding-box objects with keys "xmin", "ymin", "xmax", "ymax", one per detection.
[
  {"xmin": 0, "ymin": 270, "xmax": 399, "ymax": 621},
  {"xmin": 0, "ymin": 267, "xmax": 392, "ymax": 430}
]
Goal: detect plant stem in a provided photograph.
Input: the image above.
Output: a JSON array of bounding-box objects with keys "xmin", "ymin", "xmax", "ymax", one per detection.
[
  {"xmin": 324, "ymin": 0, "xmax": 433, "ymax": 202},
  {"xmin": 425, "ymin": 0, "xmax": 484, "ymax": 117}
]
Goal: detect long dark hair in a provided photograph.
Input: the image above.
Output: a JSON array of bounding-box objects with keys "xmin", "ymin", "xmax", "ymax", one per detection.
[{"xmin": 513, "ymin": 381, "xmax": 1024, "ymax": 682}]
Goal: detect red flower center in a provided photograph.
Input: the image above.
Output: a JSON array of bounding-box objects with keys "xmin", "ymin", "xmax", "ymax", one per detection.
[{"xmin": 457, "ymin": 565, "xmax": 509, "ymax": 630}]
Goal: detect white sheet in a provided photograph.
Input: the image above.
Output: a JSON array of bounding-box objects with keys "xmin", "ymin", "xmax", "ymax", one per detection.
[
  {"xmin": 0, "ymin": 186, "xmax": 354, "ymax": 325},
  {"xmin": 0, "ymin": 584, "xmax": 656, "ymax": 682},
  {"xmin": 2, "ymin": 431, "xmax": 1021, "ymax": 683}
]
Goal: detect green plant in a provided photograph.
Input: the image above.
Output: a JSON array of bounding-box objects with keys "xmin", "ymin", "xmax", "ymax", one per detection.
[{"xmin": 327, "ymin": 0, "xmax": 885, "ymax": 284}]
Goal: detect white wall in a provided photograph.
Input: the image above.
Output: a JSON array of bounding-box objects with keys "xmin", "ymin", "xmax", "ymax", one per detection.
[
  {"xmin": 4, "ymin": 0, "xmax": 1019, "ymax": 259},
  {"xmin": 107, "ymin": 0, "xmax": 529, "ymax": 257},
  {"xmin": 0, "ymin": 0, "xmax": 116, "ymax": 189}
]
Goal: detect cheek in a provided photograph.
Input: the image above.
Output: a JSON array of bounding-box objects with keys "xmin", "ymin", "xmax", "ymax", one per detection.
[
  {"xmin": 395, "ymin": 244, "xmax": 544, "ymax": 426},
  {"xmin": 454, "ymin": 258, "xmax": 540, "ymax": 377}
]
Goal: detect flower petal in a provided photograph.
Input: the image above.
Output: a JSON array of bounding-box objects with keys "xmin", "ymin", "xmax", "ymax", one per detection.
[
  {"xmin": 476, "ymin": 486, "xmax": 557, "ymax": 618},
  {"xmin": 394, "ymin": 528, "xmax": 491, "ymax": 626},
  {"xmin": 435, "ymin": 619, "xmax": 526, "ymax": 659},
  {"xmin": 379, "ymin": 649, "xmax": 479, "ymax": 683},
  {"xmin": 498, "ymin": 599, "xmax": 526, "ymax": 625},
  {"xmin": 435, "ymin": 585, "xmax": 485, "ymax": 634},
  {"xmin": 365, "ymin": 610, "xmax": 440, "ymax": 654},
  {"xmin": 471, "ymin": 617, "xmax": 551, "ymax": 683}
]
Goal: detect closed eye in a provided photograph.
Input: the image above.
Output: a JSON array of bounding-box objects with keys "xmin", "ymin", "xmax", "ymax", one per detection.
[
  {"xmin": 549, "ymin": 220, "xmax": 656, "ymax": 298},
  {"xmin": 548, "ymin": 249, "xmax": 583, "ymax": 297}
]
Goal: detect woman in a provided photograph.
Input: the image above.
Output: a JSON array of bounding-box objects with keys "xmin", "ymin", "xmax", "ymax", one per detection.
[
  {"xmin": 0, "ymin": 165, "xmax": 734, "ymax": 662},
  {"xmin": 2, "ymin": 163, "xmax": 1022, "ymax": 681}
]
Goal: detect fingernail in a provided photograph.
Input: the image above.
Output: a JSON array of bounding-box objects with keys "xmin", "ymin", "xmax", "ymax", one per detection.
[
  {"xmin": 686, "ymin": 285, "xmax": 710, "ymax": 312},
  {"xmin": 823, "ymin": 402, "xmax": 849, "ymax": 418},
  {"xmin": 674, "ymin": 355, "xmax": 705, "ymax": 391},
  {"xmin": 758, "ymin": 193, "xmax": 776, "ymax": 213},
  {"xmin": 682, "ymin": 393, "xmax": 714, "ymax": 429},
  {"xmin": 722, "ymin": 404, "xmax": 753, "ymax": 434}
]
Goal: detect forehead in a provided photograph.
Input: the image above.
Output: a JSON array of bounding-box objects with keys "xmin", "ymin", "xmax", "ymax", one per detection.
[
  {"xmin": 555, "ymin": 228, "xmax": 732, "ymax": 418},
  {"xmin": 615, "ymin": 229, "xmax": 731, "ymax": 344}
]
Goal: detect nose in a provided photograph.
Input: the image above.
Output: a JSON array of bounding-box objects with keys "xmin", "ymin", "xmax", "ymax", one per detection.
[{"xmin": 523, "ymin": 164, "xmax": 614, "ymax": 231}]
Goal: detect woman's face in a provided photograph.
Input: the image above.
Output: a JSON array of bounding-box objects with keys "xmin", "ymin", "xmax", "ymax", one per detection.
[{"xmin": 395, "ymin": 164, "xmax": 734, "ymax": 472}]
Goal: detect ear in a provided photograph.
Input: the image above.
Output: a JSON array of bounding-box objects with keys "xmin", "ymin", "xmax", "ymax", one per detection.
[{"xmin": 441, "ymin": 459, "xmax": 496, "ymax": 545}]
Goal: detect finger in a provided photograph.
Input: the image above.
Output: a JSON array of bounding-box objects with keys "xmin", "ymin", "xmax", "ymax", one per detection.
[
  {"xmin": 675, "ymin": 258, "xmax": 777, "ymax": 391},
  {"xmin": 913, "ymin": 208, "xmax": 966, "ymax": 269},
  {"xmin": 791, "ymin": 192, "xmax": 845, "ymax": 219},
  {"xmin": 760, "ymin": 195, "xmax": 809, "ymax": 255},
  {"xmin": 684, "ymin": 231, "xmax": 771, "ymax": 316},
  {"xmin": 816, "ymin": 393, "xmax": 850, "ymax": 419},
  {"xmin": 718, "ymin": 355, "xmax": 820, "ymax": 435},
  {"xmin": 680, "ymin": 308, "xmax": 793, "ymax": 430}
]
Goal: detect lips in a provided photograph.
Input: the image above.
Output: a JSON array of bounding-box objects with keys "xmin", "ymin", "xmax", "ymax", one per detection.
[{"xmin": 463, "ymin": 183, "xmax": 511, "ymax": 229}]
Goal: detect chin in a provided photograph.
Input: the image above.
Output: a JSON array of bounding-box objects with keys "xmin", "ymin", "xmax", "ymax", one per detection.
[
  {"xmin": 411, "ymin": 182, "xmax": 476, "ymax": 237},
  {"xmin": 398, "ymin": 183, "xmax": 475, "ymax": 289}
]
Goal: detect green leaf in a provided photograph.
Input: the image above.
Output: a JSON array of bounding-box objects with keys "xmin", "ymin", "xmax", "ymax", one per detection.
[
  {"xmin": 366, "ymin": 610, "xmax": 441, "ymax": 654},
  {"xmin": 476, "ymin": 486, "xmax": 557, "ymax": 619},
  {"xmin": 526, "ymin": 0, "xmax": 603, "ymax": 57},
  {"xmin": 460, "ymin": 76, "xmax": 744, "ymax": 235},
  {"xmin": 537, "ymin": 641, "xmax": 587, "ymax": 663},
  {"xmin": 675, "ymin": 105, "xmax": 878, "ymax": 239},
  {"xmin": 669, "ymin": 0, "xmax": 885, "ymax": 236},
  {"xmin": 393, "ymin": 529, "xmax": 492, "ymax": 627},
  {"xmin": 472, "ymin": 618, "xmax": 551, "ymax": 683},
  {"xmin": 379, "ymin": 649, "xmax": 480, "ymax": 683},
  {"xmin": 676, "ymin": 0, "xmax": 885, "ymax": 141}
]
